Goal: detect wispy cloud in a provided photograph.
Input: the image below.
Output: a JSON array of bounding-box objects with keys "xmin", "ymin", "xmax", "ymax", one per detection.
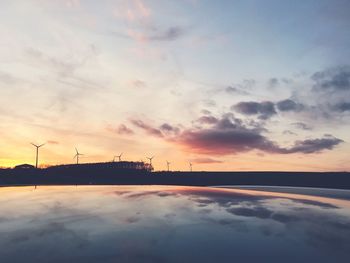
[
  {"xmin": 128, "ymin": 113, "xmax": 343, "ymax": 156},
  {"xmin": 232, "ymin": 101, "xmax": 277, "ymax": 120},
  {"xmin": 174, "ymin": 115, "xmax": 343, "ymax": 155},
  {"xmin": 128, "ymin": 79, "xmax": 147, "ymax": 89},
  {"xmin": 292, "ymin": 122, "xmax": 313, "ymax": 131},
  {"xmin": 47, "ymin": 140, "xmax": 59, "ymax": 145},
  {"xmin": 113, "ymin": 0, "xmax": 151, "ymax": 22},
  {"xmin": 107, "ymin": 124, "xmax": 134, "ymax": 135},
  {"xmin": 112, "ymin": 0, "xmax": 187, "ymax": 43},
  {"xmin": 190, "ymin": 158, "xmax": 223, "ymax": 164},
  {"xmin": 130, "ymin": 119, "xmax": 164, "ymax": 137},
  {"xmin": 125, "ymin": 26, "xmax": 187, "ymax": 43}
]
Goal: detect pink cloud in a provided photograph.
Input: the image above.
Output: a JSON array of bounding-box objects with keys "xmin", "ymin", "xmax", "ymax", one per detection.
[
  {"xmin": 107, "ymin": 124, "xmax": 134, "ymax": 135},
  {"xmin": 113, "ymin": 0, "xmax": 151, "ymax": 23},
  {"xmin": 135, "ymin": 0, "xmax": 151, "ymax": 18}
]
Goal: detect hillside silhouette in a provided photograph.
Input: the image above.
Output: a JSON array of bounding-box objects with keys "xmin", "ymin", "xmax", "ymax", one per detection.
[{"xmin": 0, "ymin": 161, "xmax": 349, "ymax": 189}]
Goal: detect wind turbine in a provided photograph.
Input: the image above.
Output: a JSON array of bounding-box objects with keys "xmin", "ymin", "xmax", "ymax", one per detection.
[
  {"xmin": 189, "ymin": 162, "xmax": 193, "ymax": 172},
  {"xmin": 166, "ymin": 160, "xmax": 170, "ymax": 172},
  {"xmin": 146, "ymin": 156, "xmax": 154, "ymax": 166},
  {"xmin": 114, "ymin": 153, "xmax": 123, "ymax": 162},
  {"xmin": 74, "ymin": 147, "xmax": 84, "ymax": 165},
  {"xmin": 31, "ymin": 143, "xmax": 45, "ymax": 169}
]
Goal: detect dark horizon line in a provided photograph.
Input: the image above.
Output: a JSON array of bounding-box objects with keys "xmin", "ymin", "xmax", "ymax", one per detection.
[{"xmin": 0, "ymin": 161, "xmax": 348, "ymax": 174}]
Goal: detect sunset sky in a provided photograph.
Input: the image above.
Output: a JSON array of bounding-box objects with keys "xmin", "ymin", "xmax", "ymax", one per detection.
[{"xmin": 0, "ymin": 0, "xmax": 349, "ymax": 171}]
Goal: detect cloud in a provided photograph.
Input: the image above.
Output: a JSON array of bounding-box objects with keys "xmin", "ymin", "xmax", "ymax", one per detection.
[
  {"xmin": 232, "ymin": 99, "xmax": 305, "ymax": 119},
  {"xmin": 276, "ymin": 99, "xmax": 304, "ymax": 112},
  {"xmin": 312, "ymin": 66, "xmax": 350, "ymax": 92},
  {"xmin": 233, "ymin": 99, "xmax": 305, "ymax": 117},
  {"xmin": 106, "ymin": 124, "xmax": 134, "ymax": 135},
  {"xmin": 0, "ymin": 71, "xmax": 17, "ymax": 85},
  {"xmin": 226, "ymin": 66, "xmax": 350, "ymax": 126},
  {"xmin": 24, "ymin": 47, "xmax": 86, "ymax": 77},
  {"xmin": 173, "ymin": 115, "xmax": 343, "ymax": 155},
  {"xmin": 113, "ymin": 0, "xmax": 151, "ymax": 22},
  {"xmin": 134, "ymin": 0, "xmax": 151, "ymax": 18},
  {"xmin": 283, "ymin": 130, "xmax": 297, "ymax": 136},
  {"xmin": 302, "ymin": 66, "xmax": 350, "ymax": 120},
  {"xmin": 225, "ymin": 86, "xmax": 250, "ymax": 95},
  {"xmin": 232, "ymin": 102, "xmax": 261, "ymax": 115},
  {"xmin": 129, "ymin": 79, "xmax": 147, "ymax": 88},
  {"xmin": 202, "ymin": 99, "xmax": 216, "ymax": 107},
  {"xmin": 196, "ymin": 116, "xmax": 219, "ymax": 125},
  {"xmin": 129, "ymin": 113, "xmax": 343, "ymax": 156},
  {"xmin": 65, "ymin": 0, "xmax": 80, "ymax": 8},
  {"xmin": 200, "ymin": 109, "xmax": 211, "ymax": 115},
  {"xmin": 159, "ymin": 123, "xmax": 180, "ymax": 135},
  {"xmin": 175, "ymin": 124, "xmax": 275, "ymax": 155},
  {"xmin": 332, "ymin": 102, "xmax": 350, "ymax": 112},
  {"xmin": 232, "ymin": 101, "xmax": 277, "ymax": 120},
  {"xmin": 280, "ymin": 136, "xmax": 343, "ymax": 154},
  {"xmin": 113, "ymin": 0, "xmax": 186, "ymax": 43},
  {"xmin": 117, "ymin": 124, "xmax": 134, "ymax": 135},
  {"xmin": 130, "ymin": 119, "xmax": 163, "ymax": 137},
  {"xmin": 292, "ymin": 122, "xmax": 313, "ymax": 131},
  {"xmin": 268, "ymin": 78, "xmax": 279, "ymax": 88},
  {"xmin": 190, "ymin": 158, "xmax": 223, "ymax": 164},
  {"xmin": 225, "ymin": 79, "xmax": 254, "ymax": 95},
  {"xmin": 124, "ymin": 26, "xmax": 186, "ymax": 43},
  {"xmin": 149, "ymin": 26, "xmax": 186, "ymax": 41},
  {"xmin": 47, "ymin": 140, "xmax": 59, "ymax": 145}
]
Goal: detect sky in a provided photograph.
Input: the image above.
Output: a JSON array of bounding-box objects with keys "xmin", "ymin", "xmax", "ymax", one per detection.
[{"xmin": 0, "ymin": 0, "xmax": 349, "ymax": 171}]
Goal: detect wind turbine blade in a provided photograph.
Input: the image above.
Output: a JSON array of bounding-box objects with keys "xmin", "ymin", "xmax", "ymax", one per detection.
[
  {"xmin": 31, "ymin": 143, "xmax": 38, "ymax": 147},
  {"xmin": 39, "ymin": 143, "xmax": 45, "ymax": 147},
  {"xmin": 75, "ymin": 147, "xmax": 79, "ymax": 154}
]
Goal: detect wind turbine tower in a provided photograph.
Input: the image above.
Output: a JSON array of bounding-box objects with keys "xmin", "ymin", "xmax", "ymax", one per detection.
[
  {"xmin": 114, "ymin": 153, "xmax": 123, "ymax": 162},
  {"xmin": 74, "ymin": 148, "xmax": 84, "ymax": 165},
  {"xmin": 189, "ymin": 162, "xmax": 193, "ymax": 172},
  {"xmin": 166, "ymin": 160, "xmax": 170, "ymax": 172},
  {"xmin": 146, "ymin": 156, "xmax": 154, "ymax": 166},
  {"xmin": 31, "ymin": 143, "xmax": 45, "ymax": 169}
]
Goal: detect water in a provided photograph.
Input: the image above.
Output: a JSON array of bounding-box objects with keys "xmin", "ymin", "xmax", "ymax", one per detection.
[{"xmin": 0, "ymin": 185, "xmax": 350, "ymax": 262}]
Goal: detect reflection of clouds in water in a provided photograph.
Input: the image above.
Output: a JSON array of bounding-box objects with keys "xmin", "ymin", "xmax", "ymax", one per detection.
[
  {"xmin": 1, "ymin": 221, "xmax": 91, "ymax": 263},
  {"xmin": 228, "ymin": 206, "xmax": 273, "ymax": 219},
  {"xmin": 0, "ymin": 217, "xmax": 8, "ymax": 223},
  {"xmin": 1, "ymin": 186, "xmax": 350, "ymax": 262},
  {"xmin": 113, "ymin": 187, "xmax": 350, "ymax": 253},
  {"xmin": 115, "ymin": 190, "xmax": 179, "ymax": 199},
  {"xmin": 104, "ymin": 187, "xmax": 350, "ymax": 250},
  {"xmin": 180, "ymin": 189, "xmax": 350, "ymax": 252},
  {"xmin": 182, "ymin": 188, "xmax": 339, "ymax": 209},
  {"xmin": 164, "ymin": 213, "xmax": 176, "ymax": 219},
  {"xmin": 290, "ymin": 198, "xmax": 338, "ymax": 209},
  {"xmin": 8, "ymin": 221, "xmax": 88, "ymax": 247},
  {"xmin": 124, "ymin": 216, "xmax": 141, "ymax": 223},
  {"xmin": 204, "ymin": 217, "xmax": 248, "ymax": 233}
]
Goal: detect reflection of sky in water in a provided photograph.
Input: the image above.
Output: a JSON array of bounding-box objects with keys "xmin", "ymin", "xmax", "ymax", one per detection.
[{"xmin": 0, "ymin": 186, "xmax": 350, "ymax": 262}]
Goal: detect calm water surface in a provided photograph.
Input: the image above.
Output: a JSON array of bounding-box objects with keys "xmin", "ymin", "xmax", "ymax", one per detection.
[{"xmin": 0, "ymin": 185, "xmax": 350, "ymax": 262}]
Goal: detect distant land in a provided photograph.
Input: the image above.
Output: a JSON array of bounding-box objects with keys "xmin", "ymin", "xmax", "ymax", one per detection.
[{"xmin": 0, "ymin": 161, "xmax": 349, "ymax": 189}]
